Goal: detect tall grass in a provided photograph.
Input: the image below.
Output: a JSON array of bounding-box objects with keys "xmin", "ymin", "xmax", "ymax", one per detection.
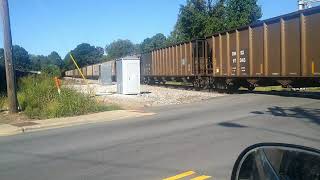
[
  {"xmin": 18, "ymin": 74, "xmax": 118, "ymax": 119},
  {"xmin": 0, "ymin": 95, "xmax": 6, "ymax": 111}
]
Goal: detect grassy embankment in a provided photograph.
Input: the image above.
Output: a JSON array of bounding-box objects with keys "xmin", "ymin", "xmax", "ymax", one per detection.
[{"xmin": 0, "ymin": 74, "xmax": 119, "ymax": 120}]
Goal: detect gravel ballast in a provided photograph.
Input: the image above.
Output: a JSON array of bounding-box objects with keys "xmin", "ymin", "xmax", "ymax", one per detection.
[{"xmin": 64, "ymin": 78, "xmax": 225, "ymax": 109}]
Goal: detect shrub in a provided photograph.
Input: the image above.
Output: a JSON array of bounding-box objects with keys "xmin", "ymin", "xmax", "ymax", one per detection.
[
  {"xmin": 42, "ymin": 65, "xmax": 61, "ymax": 77},
  {"xmin": 18, "ymin": 74, "xmax": 117, "ymax": 119},
  {"xmin": 0, "ymin": 65, "xmax": 6, "ymax": 93},
  {"xmin": 0, "ymin": 95, "xmax": 6, "ymax": 110}
]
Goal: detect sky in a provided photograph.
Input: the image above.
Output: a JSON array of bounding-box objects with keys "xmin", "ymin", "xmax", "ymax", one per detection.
[{"xmin": 0, "ymin": 0, "xmax": 301, "ymax": 57}]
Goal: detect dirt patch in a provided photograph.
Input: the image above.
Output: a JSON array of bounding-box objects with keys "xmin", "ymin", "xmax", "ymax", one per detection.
[{"xmin": 0, "ymin": 111, "xmax": 32, "ymax": 125}]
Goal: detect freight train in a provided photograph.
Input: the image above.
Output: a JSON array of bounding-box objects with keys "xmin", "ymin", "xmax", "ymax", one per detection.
[
  {"xmin": 141, "ymin": 6, "xmax": 320, "ymax": 91},
  {"xmin": 65, "ymin": 61, "xmax": 117, "ymax": 82},
  {"xmin": 66, "ymin": 6, "xmax": 320, "ymax": 91}
]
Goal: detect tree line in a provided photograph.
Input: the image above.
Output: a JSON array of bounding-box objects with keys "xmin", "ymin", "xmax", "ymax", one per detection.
[
  {"xmin": 0, "ymin": 0, "xmax": 262, "ymax": 84},
  {"xmin": 66, "ymin": 0, "xmax": 262, "ymax": 68}
]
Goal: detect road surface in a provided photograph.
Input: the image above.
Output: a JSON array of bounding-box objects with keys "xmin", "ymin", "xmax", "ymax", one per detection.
[{"xmin": 0, "ymin": 93, "xmax": 319, "ymax": 180}]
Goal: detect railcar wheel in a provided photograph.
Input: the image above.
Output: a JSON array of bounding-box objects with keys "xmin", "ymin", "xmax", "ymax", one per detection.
[
  {"xmin": 248, "ymin": 85, "xmax": 255, "ymax": 92},
  {"xmin": 227, "ymin": 84, "xmax": 240, "ymax": 92},
  {"xmin": 193, "ymin": 79, "xmax": 201, "ymax": 91}
]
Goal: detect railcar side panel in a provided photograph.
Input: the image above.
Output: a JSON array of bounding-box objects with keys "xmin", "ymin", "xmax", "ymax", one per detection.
[
  {"xmin": 266, "ymin": 22, "xmax": 281, "ymax": 76},
  {"xmin": 82, "ymin": 67, "xmax": 87, "ymax": 77},
  {"xmin": 159, "ymin": 49, "xmax": 162, "ymax": 75},
  {"xmin": 74, "ymin": 69, "xmax": 79, "ymax": 77},
  {"xmin": 239, "ymin": 29, "xmax": 250, "ymax": 76},
  {"xmin": 87, "ymin": 65, "xmax": 93, "ymax": 78},
  {"xmin": 168, "ymin": 47, "xmax": 171, "ymax": 76},
  {"xmin": 175, "ymin": 45, "xmax": 178, "ymax": 76},
  {"xmin": 229, "ymin": 32, "xmax": 237, "ymax": 76},
  {"xmin": 166, "ymin": 48, "xmax": 170, "ymax": 76},
  {"xmin": 187, "ymin": 42, "xmax": 192, "ymax": 75},
  {"xmin": 284, "ymin": 17, "xmax": 301, "ymax": 76},
  {"xmin": 141, "ymin": 53, "xmax": 152, "ymax": 76},
  {"xmin": 305, "ymin": 12, "xmax": 320, "ymax": 76},
  {"xmin": 161, "ymin": 48, "xmax": 165, "ymax": 76},
  {"xmin": 251, "ymin": 26, "xmax": 264, "ymax": 76},
  {"xmin": 156, "ymin": 50, "xmax": 159, "ymax": 76},
  {"xmin": 177, "ymin": 45, "xmax": 181, "ymax": 76},
  {"xmin": 221, "ymin": 34, "xmax": 228, "ymax": 76},
  {"xmin": 214, "ymin": 36, "xmax": 221, "ymax": 76},
  {"xmin": 181, "ymin": 44, "xmax": 186, "ymax": 76},
  {"xmin": 206, "ymin": 38, "xmax": 213, "ymax": 75},
  {"xmin": 93, "ymin": 64, "xmax": 100, "ymax": 77}
]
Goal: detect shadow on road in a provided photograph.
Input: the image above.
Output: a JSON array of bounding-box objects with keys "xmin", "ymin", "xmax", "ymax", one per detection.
[
  {"xmin": 218, "ymin": 122, "xmax": 248, "ymax": 128},
  {"xmin": 252, "ymin": 106, "xmax": 320, "ymax": 125},
  {"xmin": 236, "ymin": 90, "xmax": 320, "ymax": 100}
]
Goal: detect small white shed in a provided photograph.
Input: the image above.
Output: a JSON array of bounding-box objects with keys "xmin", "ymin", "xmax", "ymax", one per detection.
[{"xmin": 116, "ymin": 56, "xmax": 140, "ymax": 95}]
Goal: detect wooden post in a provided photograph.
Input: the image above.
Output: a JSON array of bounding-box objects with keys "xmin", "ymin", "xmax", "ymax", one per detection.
[{"xmin": 0, "ymin": 0, "xmax": 18, "ymax": 113}]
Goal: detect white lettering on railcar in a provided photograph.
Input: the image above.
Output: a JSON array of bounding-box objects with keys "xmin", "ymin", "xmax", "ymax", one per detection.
[
  {"xmin": 232, "ymin": 58, "xmax": 237, "ymax": 63},
  {"xmin": 240, "ymin": 58, "xmax": 246, "ymax": 63}
]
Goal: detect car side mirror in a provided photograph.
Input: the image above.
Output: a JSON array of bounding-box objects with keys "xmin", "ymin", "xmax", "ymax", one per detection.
[{"xmin": 231, "ymin": 143, "xmax": 320, "ymax": 180}]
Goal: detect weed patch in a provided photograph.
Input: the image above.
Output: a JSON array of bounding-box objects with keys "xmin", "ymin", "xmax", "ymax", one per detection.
[{"xmin": 18, "ymin": 75, "xmax": 118, "ymax": 119}]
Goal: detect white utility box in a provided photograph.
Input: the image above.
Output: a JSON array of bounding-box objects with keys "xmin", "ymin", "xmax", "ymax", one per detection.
[
  {"xmin": 116, "ymin": 56, "xmax": 140, "ymax": 95},
  {"xmin": 100, "ymin": 61, "xmax": 113, "ymax": 85}
]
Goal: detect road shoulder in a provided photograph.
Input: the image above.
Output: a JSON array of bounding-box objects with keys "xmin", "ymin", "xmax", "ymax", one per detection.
[{"xmin": 0, "ymin": 110, "xmax": 155, "ymax": 136}]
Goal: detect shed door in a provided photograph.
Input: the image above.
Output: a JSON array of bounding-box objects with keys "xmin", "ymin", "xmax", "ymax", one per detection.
[{"xmin": 126, "ymin": 62, "xmax": 140, "ymax": 94}]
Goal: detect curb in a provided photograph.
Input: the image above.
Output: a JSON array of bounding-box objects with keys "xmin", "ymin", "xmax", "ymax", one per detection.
[{"xmin": 0, "ymin": 110, "xmax": 155, "ymax": 137}]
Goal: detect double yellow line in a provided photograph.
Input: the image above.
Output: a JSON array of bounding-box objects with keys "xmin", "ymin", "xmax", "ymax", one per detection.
[{"xmin": 163, "ymin": 171, "xmax": 212, "ymax": 180}]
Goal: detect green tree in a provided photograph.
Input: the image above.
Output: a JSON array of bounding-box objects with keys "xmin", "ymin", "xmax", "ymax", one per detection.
[
  {"xmin": 140, "ymin": 33, "xmax": 167, "ymax": 53},
  {"xmin": 173, "ymin": 0, "xmax": 209, "ymax": 42},
  {"xmin": 205, "ymin": 0, "xmax": 227, "ymax": 35},
  {"xmin": 30, "ymin": 54, "xmax": 48, "ymax": 71},
  {"xmin": 47, "ymin": 51, "xmax": 63, "ymax": 68},
  {"xmin": 13, "ymin": 45, "xmax": 31, "ymax": 71},
  {"xmin": 0, "ymin": 46, "xmax": 31, "ymax": 71},
  {"xmin": 64, "ymin": 43, "xmax": 104, "ymax": 69},
  {"xmin": 171, "ymin": 0, "xmax": 262, "ymax": 42},
  {"xmin": 42, "ymin": 64, "xmax": 61, "ymax": 77},
  {"xmin": 105, "ymin": 39, "xmax": 135, "ymax": 60},
  {"xmin": 225, "ymin": 0, "xmax": 262, "ymax": 29}
]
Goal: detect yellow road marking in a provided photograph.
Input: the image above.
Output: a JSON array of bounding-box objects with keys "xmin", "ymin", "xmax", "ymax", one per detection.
[
  {"xmin": 163, "ymin": 171, "xmax": 196, "ymax": 180},
  {"xmin": 191, "ymin": 175, "xmax": 212, "ymax": 180}
]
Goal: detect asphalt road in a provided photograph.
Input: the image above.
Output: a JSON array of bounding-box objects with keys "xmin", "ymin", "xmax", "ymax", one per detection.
[{"xmin": 0, "ymin": 93, "xmax": 319, "ymax": 180}]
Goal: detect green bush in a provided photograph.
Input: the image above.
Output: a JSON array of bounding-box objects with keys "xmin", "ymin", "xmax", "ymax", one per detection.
[
  {"xmin": 18, "ymin": 74, "xmax": 117, "ymax": 119},
  {"xmin": 0, "ymin": 95, "xmax": 6, "ymax": 110},
  {"xmin": 0, "ymin": 65, "xmax": 6, "ymax": 93},
  {"xmin": 42, "ymin": 64, "xmax": 61, "ymax": 77}
]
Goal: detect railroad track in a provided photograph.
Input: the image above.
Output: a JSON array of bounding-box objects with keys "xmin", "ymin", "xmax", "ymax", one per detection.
[{"xmin": 147, "ymin": 83, "xmax": 320, "ymax": 99}]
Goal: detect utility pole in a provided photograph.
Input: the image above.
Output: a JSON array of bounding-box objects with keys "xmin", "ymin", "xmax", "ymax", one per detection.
[{"xmin": 0, "ymin": 0, "xmax": 18, "ymax": 113}]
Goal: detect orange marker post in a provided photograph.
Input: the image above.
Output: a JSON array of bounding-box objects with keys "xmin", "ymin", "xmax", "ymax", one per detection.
[{"xmin": 54, "ymin": 77, "xmax": 61, "ymax": 94}]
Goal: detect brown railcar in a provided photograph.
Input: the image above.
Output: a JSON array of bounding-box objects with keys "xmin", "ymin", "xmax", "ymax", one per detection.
[{"xmin": 141, "ymin": 6, "xmax": 320, "ymax": 90}]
